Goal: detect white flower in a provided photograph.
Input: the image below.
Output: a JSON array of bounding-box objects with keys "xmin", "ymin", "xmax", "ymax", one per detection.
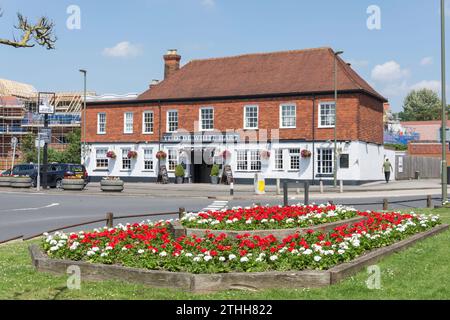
[
  {"xmin": 185, "ymin": 253, "xmax": 193, "ymax": 257},
  {"xmin": 86, "ymin": 250, "xmax": 95, "ymax": 256},
  {"xmin": 193, "ymin": 257, "xmax": 201, "ymax": 262},
  {"xmin": 138, "ymin": 249, "xmax": 145, "ymax": 254},
  {"xmin": 228, "ymin": 254, "xmax": 237, "ymax": 260},
  {"xmin": 204, "ymin": 255, "xmax": 213, "ymax": 262},
  {"xmin": 92, "ymin": 246, "xmax": 100, "ymax": 252},
  {"xmin": 100, "ymin": 252, "xmax": 108, "ymax": 257},
  {"xmin": 314, "ymin": 255, "xmax": 322, "ymax": 262},
  {"xmin": 245, "ymin": 219, "xmax": 252, "ymax": 224},
  {"xmin": 105, "ymin": 246, "xmax": 113, "ymax": 251},
  {"xmin": 159, "ymin": 251, "xmax": 167, "ymax": 257},
  {"xmin": 219, "ymin": 257, "xmax": 226, "ymax": 262},
  {"xmin": 121, "ymin": 247, "xmax": 128, "ymax": 251},
  {"xmin": 269, "ymin": 255, "xmax": 278, "ymax": 261},
  {"xmin": 303, "ymin": 249, "xmax": 313, "ymax": 255},
  {"xmin": 240, "ymin": 257, "xmax": 249, "ymax": 263},
  {"xmin": 50, "ymin": 246, "xmax": 59, "ymax": 252},
  {"xmin": 261, "ymin": 219, "xmax": 268, "ymax": 223},
  {"xmin": 338, "ymin": 249, "xmax": 345, "ymax": 255}
]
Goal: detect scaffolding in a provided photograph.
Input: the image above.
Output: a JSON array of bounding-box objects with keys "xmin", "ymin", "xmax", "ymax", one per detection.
[{"xmin": 0, "ymin": 78, "xmax": 95, "ymax": 171}]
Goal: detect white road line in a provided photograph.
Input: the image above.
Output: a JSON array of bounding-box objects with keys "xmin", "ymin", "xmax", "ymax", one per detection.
[
  {"xmin": 0, "ymin": 203, "xmax": 60, "ymax": 212},
  {"xmin": 201, "ymin": 200, "xmax": 229, "ymax": 212}
]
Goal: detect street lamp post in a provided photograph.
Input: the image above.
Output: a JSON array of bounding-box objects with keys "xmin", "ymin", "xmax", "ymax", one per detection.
[
  {"xmin": 333, "ymin": 50, "xmax": 344, "ymax": 188},
  {"xmin": 441, "ymin": 0, "xmax": 448, "ymax": 203},
  {"xmin": 79, "ymin": 69, "xmax": 87, "ymax": 165}
]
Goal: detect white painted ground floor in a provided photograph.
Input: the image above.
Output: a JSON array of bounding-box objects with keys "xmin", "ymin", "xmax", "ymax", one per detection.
[{"xmin": 84, "ymin": 141, "xmax": 396, "ymax": 185}]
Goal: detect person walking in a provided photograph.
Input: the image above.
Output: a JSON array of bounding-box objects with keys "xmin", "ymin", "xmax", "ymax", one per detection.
[{"xmin": 382, "ymin": 158, "xmax": 393, "ymax": 183}]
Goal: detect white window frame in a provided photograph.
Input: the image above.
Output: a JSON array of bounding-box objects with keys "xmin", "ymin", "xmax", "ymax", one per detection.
[
  {"xmin": 318, "ymin": 102, "xmax": 336, "ymax": 128},
  {"xmin": 274, "ymin": 149, "xmax": 284, "ymax": 171},
  {"xmin": 95, "ymin": 148, "xmax": 108, "ymax": 169},
  {"xmin": 167, "ymin": 148, "xmax": 178, "ymax": 171},
  {"xmin": 143, "ymin": 148, "xmax": 154, "ymax": 171},
  {"xmin": 121, "ymin": 148, "xmax": 131, "ymax": 171},
  {"xmin": 279, "ymin": 104, "xmax": 296, "ymax": 128},
  {"xmin": 199, "ymin": 107, "xmax": 214, "ymax": 131},
  {"xmin": 97, "ymin": 113, "xmax": 106, "ymax": 134},
  {"xmin": 124, "ymin": 112, "xmax": 134, "ymax": 134},
  {"xmin": 142, "ymin": 111, "xmax": 154, "ymax": 134},
  {"xmin": 244, "ymin": 105, "xmax": 259, "ymax": 130},
  {"xmin": 317, "ymin": 148, "xmax": 334, "ymax": 175},
  {"xmin": 289, "ymin": 148, "xmax": 301, "ymax": 171},
  {"xmin": 167, "ymin": 110, "xmax": 178, "ymax": 133},
  {"xmin": 235, "ymin": 150, "xmax": 262, "ymax": 172}
]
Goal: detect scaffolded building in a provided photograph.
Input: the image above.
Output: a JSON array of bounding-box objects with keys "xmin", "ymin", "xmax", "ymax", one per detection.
[{"xmin": 0, "ymin": 78, "xmax": 94, "ymax": 171}]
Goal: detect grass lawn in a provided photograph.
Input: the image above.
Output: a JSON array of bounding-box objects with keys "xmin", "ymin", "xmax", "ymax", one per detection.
[{"xmin": 1, "ymin": 208, "xmax": 449, "ymax": 300}]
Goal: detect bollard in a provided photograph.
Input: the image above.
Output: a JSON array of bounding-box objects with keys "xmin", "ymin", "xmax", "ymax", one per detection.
[
  {"xmin": 320, "ymin": 180, "xmax": 324, "ymax": 194},
  {"xmin": 427, "ymin": 195, "xmax": 432, "ymax": 208},
  {"xmin": 304, "ymin": 181, "xmax": 310, "ymax": 205},
  {"xmin": 276, "ymin": 178, "xmax": 281, "ymax": 195},
  {"xmin": 283, "ymin": 181, "xmax": 288, "ymax": 207},
  {"xmin": 340, "ymin": 180, "xmax": 344, "ymax": 193},
  {"xmin": 230, "ymin": 182, "xmax": 234, "ymax": 196},
  {"xmin": 106, "ymin": 212, "xmax": 114, "ymax": 228},
  {"xmin": 383, "ymin": 199, "xmax": 389, "ymax": 211},
  {"xmin": 178, "ymin": 207, "xmax": 186, "ymax": 220}
]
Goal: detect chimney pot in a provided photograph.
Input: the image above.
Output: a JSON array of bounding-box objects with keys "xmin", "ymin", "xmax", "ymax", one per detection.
[{"xmin": 164, "ymin": 49, "xmax": 181, "ymax": 79}]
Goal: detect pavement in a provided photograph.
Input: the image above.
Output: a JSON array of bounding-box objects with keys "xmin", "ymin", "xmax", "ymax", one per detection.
[{"xmin": 0, "ymin": 178, "xmax": 442, "ymax": 200}]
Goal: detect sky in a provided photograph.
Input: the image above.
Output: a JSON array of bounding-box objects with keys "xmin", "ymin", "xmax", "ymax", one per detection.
[{"xmin": 0, "ymin": 0, "xmax": 447, "ymax": 112}]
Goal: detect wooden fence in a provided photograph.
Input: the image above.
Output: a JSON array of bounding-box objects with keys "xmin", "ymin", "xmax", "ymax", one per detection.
[{"xmin": 395, "ymin": 155, "xmax": 441, "ymax": 180}]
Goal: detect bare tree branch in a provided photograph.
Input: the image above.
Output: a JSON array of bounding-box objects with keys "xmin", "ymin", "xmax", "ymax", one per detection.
[{"xmin": 0, "ymin": 10, "xmax": 57, "ymax": 49}]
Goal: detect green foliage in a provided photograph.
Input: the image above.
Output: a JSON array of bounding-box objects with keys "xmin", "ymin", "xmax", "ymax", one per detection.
[
  {"xmin": 384, "ymin": 143, "xmax": 408, "ymax": 151},
  {"xmin": 210, "ymin": 164, "xmax": 220, "ymax": 177},
  {"xmin": 175, "ymin": 164, "xmax": 185, "ymax": 177},
  {"xmin": 18, "ymin": 128, "xmax": 81, "ymax": 165},
  {"xmin": 398, "ymin": 89, "xmax": 441, "ymax": 121}
]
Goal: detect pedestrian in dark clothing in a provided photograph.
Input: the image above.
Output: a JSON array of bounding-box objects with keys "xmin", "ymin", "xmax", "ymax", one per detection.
[{"xmin": 382, "ymin": 158, "xmax": 393, "ymax": 183}]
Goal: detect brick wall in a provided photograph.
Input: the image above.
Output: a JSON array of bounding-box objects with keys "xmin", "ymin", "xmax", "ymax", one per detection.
[
  {"xmin": 84, "ymin": 93, "xmax": 383, "ymax": 144},
  {"xmin": 408, "ymin": 142, "xmax": 450, "ymax": 163}
]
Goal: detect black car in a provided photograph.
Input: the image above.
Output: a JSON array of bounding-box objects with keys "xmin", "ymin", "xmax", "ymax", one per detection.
[{"xmin": 12, "ymin": 163, "xmax": 89, "ymax": 188}]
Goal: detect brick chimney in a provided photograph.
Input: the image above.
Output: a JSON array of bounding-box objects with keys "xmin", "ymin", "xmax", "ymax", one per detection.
[{"xmin": 164, "ymin": 49, "xmax": 181, "ymax": 79}]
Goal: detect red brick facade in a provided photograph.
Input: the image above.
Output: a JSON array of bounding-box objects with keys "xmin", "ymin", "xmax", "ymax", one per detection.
[{"xmin": 84, "ymin": 92, "xmax": 384, "ymax": 144}]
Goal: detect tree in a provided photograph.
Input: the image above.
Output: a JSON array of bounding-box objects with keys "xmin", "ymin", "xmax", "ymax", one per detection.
[
  {"xmin": 0, "ymin": 8, "xmax": 56, "ymax": 49},
  {"xmin": 398, "ymin": 89, "xmax": 442, "ymax": 121}
]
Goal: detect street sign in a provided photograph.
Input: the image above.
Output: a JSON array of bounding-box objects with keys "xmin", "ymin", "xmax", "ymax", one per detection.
[
  {"xmin": 39, "ymin": 128, "xmax": 52, "ymax": 143},
  {"xmin": 35, "ymin": 139, "xmax": 45, "ymax": 148},
  {"xmin": 11, "ymin": 136, "xmax": 18, "ymax": 147},
  {"xmin": 37, "ymin": 92, "xmax": 56, "ymax": 114}
]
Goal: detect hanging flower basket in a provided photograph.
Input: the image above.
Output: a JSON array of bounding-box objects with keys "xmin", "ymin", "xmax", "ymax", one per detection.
[
  {"xmin": 220, "ymin": 150, "xmax": 231, "ymax": 160},
  {"xmin": 301, "ymin": 149, "xmax": 312, "ymax": 158},
  {"xmin": 156, "ymin": 150, "xmax": 167, "ymax": 160},
  {"xmin": 259, "ymin": 150, "xmax": 271, "ymax": 160},
  {"xmin": 106, "ymin": 151, "xmax": 116, "ymax": 159},
  {"xmin": 128, "ymin": 150, "xmax": 138, "ymax": 159}
]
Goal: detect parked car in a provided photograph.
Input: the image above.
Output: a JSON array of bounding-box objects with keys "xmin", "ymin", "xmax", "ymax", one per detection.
[
  {"xmin": 11, "ymin": 163, "xmax": 89, "ymax": 188},
  {"xmin": 0, "ymin": 169, "xmax": 11, "ymax": 176}
]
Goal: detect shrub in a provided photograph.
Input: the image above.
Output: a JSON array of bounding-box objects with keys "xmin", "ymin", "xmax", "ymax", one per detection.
[
  {"xmin": 210, "ymin": 164, "xmax": 220, "ymax": 177},
  {"xmin": 175, "ymin": 164, "xmax": 185, "ymax": 177}
]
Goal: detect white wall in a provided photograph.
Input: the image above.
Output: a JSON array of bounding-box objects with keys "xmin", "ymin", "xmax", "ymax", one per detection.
[{"xmin": 85, "ymin": 141, "xmax": 391, "ymax": 183}]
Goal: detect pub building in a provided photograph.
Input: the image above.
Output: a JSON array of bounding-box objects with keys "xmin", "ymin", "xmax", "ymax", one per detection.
[{"xmin": 84, "ymin": 47, "xmax": 394, "ymax": 184}]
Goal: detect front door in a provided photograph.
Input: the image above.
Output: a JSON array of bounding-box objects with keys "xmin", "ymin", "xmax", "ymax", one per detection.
[{"xmin": 191, "ymin": 148, "xmax": 214, "ymax": 183}]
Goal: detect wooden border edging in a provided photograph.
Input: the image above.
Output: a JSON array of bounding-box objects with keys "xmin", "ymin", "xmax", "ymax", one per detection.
[{"xmin": 28, "ymin": 224, "xmax": 449, "ymax": 293}]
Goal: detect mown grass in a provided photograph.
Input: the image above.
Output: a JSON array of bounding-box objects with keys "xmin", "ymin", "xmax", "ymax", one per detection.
[{"xmin": 0, "ymin": 208, "xmax": 449, "ymax": 300}]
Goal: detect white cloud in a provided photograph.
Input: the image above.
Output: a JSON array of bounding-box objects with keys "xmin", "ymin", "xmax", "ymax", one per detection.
[
  {"xmin": 420, "ymin": 56, "xmax": 433, "ymax": 66},
  {"xmin": 201, "ymin": 0, "xmax": 215, "ymax": 7},
  {"xmin": 102, "ymin": 41, "xmax": 143, "ymax": 58},
  {"xmin": 371, "ymin": 61, "xmax": 410, "ymax": 82},
  {"xmin": 410, "ymin": 80, "xmax": 441, "ymax": 93}
]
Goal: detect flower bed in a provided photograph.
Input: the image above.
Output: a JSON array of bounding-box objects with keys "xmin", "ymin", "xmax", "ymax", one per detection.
[
  {"xmin": 41, "ymin": 211, "xmax": 441, "ymax": 274},
  {"xmin": 181, "ymin": 204, "xmax": 358, "ymax": 230}
]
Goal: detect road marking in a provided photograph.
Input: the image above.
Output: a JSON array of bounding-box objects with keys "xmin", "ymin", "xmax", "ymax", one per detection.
[
  {"xmin": 0, "ymin": 203, "xmax": 60, "ymax": 212},
  {"xmin": 201, "ymin": 201, "xmax": 229, "ymax": 212}
]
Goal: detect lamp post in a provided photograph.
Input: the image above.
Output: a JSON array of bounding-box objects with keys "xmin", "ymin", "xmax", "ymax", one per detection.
[
  {"xmin": 441, "ymin": 0, "xmax": 448, "ymax": 203},
  {"xmin": 333, "ymin": 50, "xmax": 344, "ymax": 188},
  {"xmin": 79, "ymin": 69, "xmax": 87, "ymax": 165}
]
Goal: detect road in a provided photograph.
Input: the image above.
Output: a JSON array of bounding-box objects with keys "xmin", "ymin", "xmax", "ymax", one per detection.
[{"xmin": 0, "ymin": 190, "xmax": 442, "ymax": 243}]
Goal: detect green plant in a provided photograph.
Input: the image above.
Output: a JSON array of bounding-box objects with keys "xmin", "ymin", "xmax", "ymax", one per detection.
[
  {"xmin": 384, "ymin": 143, "xmax": 408, "ymax": 151},
  {"xmin": 210, "ymin": 164, "xmax": 220, "ymax": 177},
  {"xmin": 175, "ymin": 164, "xmax": 185, "ymax": 177}
]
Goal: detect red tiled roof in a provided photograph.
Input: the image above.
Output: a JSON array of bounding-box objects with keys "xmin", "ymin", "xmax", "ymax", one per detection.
[
  {"xmin": 0, "ymin": 96, "xmax": 21, "ymax": 106},
  {"xmin": 138, "ymin": 47, "xmax": 386, "ymax": 102}
]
